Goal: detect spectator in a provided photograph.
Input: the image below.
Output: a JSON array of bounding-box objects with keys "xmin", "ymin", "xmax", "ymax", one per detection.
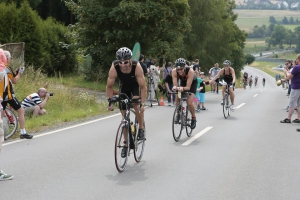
[
  {"xmin": 148, "ymin": 59, "xmax": 160, "ymax": 101},
  {"xmin": 21, "ymin": 88, "xmax": 51, "ymax": 117},
  {"xmin": 0, "ymin": 48, "xmax": 13, "ymax": 180},
  {"xmin": 163, "ymin": 62, "xmax": 173, "ymax": 84},
  {"xmin": 139, "ymin": 54, "xmax": 148, "ymax": 75},
  {"xmin": 198, "ymin": 72, "xmax": 208, "ymax": 110},
  {"xmin": 195, "ymin": 71, "xmax": 202, "ymax": 112},
  {"xmin": 280, "ymin": 54, "xmax": 300, "ymax": 129},
  {"xmin": 209, "ymin": 63, "xmax": 221, "ymax": 93},
  {"xmin": 193, "ymin": 59, "xmax": 200, "ymax": 74},
  {"xmin": 0, "ymin": 51, "xmax": 32, "ymax": 139},
  {"xmin": 164, "ymin": 65, "xmax": 175, "ymax": 106}
]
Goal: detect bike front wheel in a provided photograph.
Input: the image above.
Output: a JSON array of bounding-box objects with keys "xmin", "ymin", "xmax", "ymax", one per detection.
[
  {"xmin": 131, "ymin": 110, "xmax": 146, "ymax": 163},
  {"xmin": 172, "ymin": 105, "xmax": 183, "ymax": 142},
  {"xmin": 184, "ymin": 104, "xmax": 193, "ymax": 137},
  {"xmin": 114, "ymin": 121, "xmax": 130, "ymax": 172},
  {"xmin": 3, "ymin": 109, "xmax": 18, "ymax": 140},
  {"xmin": 223, "ymin": 94, "xmax": 230, "ymax": 119}
]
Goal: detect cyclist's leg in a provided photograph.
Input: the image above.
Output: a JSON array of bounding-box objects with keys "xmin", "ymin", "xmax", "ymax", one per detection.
[
  {"xmin": 229, "ymin": 86, "xmax": 235, "ymax": 105},
  {"xmin": 132, "ymin": 84, "xmax": 144, "ymax": 130},
  {"xmin": 222, "ymin": 85, "xmax": 226, "ymax": 100},
  {"xmin": 187, "ymin": 93, "xmax": 196, "ymax": 117}
]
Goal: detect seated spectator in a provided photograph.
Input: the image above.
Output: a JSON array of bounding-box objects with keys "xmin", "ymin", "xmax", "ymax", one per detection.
[{"xmin": 21, "ymin": 88, "xmax": 51, "ymax": 117}]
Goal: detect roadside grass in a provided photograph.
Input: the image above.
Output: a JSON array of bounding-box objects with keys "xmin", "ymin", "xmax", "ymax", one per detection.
[
  {"xmin": 10, "ymin": 66, "xmax": 108, "ymax": 137},
  {"xmin": 249, "ymin": 61, "xmax": 285, "ymax": 78}
]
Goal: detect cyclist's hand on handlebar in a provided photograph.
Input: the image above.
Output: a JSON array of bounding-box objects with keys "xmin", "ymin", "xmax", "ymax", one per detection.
[{"xmin": 172, "ymin": 86, "xmax": 177, "ymax": 91}]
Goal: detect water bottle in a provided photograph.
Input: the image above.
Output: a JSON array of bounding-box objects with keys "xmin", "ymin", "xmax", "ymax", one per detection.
[
  {"xmin": 182, "ymin": 106, "xmax": 186, "ymax": 114},
  {"xmin": 130, "ymin": 122, "xmax": 135, "ymax": 134}
]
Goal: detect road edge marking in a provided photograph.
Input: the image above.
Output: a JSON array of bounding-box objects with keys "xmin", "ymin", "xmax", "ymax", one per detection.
[
  {"xmin": 181, "ymin": 126, "xmax": 213, "ymax": 146},
  {"xmin": 3, "ymin": 113, "xmax": 121, "ymax": 146},
  {"xmin": 236, "ymin": 103, "xmax": 246, "ymax": 109}
]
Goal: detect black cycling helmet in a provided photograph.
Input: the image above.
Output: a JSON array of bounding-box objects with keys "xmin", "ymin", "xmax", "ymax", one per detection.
[
  {"xmin": 175, "ymin": 58, "xmax": 186, "ymax": 68},
  {"xmin": 223, "ymin": 60, "xmax": 231, "ymax": 66},
  {"xmin": 116, "ymin": 47, "xmax": 132, "ymax": 60}
]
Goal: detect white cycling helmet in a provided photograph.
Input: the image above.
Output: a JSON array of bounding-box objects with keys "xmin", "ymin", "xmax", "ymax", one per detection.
[
  {"xmin": 223, "ymin": 60, "xmax": 231, "ymax": 66},
  {"xmin": 175, "ymin": 58, "xmax": 186, "ymax": 68}
]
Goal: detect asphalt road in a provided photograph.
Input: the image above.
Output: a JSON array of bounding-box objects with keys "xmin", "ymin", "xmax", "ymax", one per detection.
[{"xmin": 1, "ymin": 67, "xmax": 299, "ymax": 200}]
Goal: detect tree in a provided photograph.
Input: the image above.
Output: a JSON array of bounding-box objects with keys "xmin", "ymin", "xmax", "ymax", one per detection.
[
  {"xmin": 269, "ymin": 16, "xmax": 276, "ymax": 23},
  {"xmin": 289, "ymin": 17, "xmax": 295, "ymax": 24},
  {"xmin": 268, "ymin": 25, "xmax": 288, "ymax": 48},
  {"xmin": 244, "ymin": 53, "xmax": 255, "ymax": 65},
  {"xmin": 294, "ymin": 26, "xmax": 300, "ymax": 53},
  {"xmin": 65, "ymin": 0, "xmax": 191, "ymax": 81},
  {"xmin": 282, "ymin": 16, "xmax": 289, "ymax": 24}
]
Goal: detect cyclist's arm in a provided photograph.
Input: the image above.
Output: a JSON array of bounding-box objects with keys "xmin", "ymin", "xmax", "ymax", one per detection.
[
  {"xmin": 210, "ymin": 68, "xmax": 223, "ymax": 82},
  {"xmin": 135, "ymin": 63, "xmax": 147, "ymax": 104},
  {"xmin": 172, "ymin": 68, "xmax": 178, "ymax": 88},
  {"xmin": 231, "ymin": 67, "xmax": 236, "ymax": 84},
  {"xmin": 106, "ymin": 62, "xmax": 117, "ymax": 99},
  {"xmin": 183, "ymin": 68, "xmax": 195, "ymax": 91}
]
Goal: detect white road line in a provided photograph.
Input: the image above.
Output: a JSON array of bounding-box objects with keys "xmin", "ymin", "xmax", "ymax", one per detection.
[
  {"xmin": 181, "ymin": 126, "xmax": 213, "ymax": 146},
  {"xmin": 253, "ymin": 94, "xmax": 258, "ymax": 97},
  {"xmin": 236, "ymin": 103, "xmax": 246, "ymax": 109},
  {"xmin": 3, "ymin": 113, "xmax": 121, "ymax": 146}
]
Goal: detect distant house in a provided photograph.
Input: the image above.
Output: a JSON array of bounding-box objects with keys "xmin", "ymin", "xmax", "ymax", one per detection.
[
  {"xmin": 254, "ymin": 0, "xmax": 269, "ymax": 4},
  {"xmin": 291, "ymin": 2, "xmax": 299, "ymax": 9},
  {"xmin": 272, "ymin": 1, "xmax": 289, "ymax": 9}
]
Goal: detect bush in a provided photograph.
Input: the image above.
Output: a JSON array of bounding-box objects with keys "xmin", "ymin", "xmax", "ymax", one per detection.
[{"xmin": 244, "ymin": 54, "xmax": 255, "ymax": 65}]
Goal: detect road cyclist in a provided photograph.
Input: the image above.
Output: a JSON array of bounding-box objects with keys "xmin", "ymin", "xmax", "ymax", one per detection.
[
  {"xmin": 249, "ymin": 75, "xmax": 253, "ymax": 89},
  {"xmin": 255, "ymin": 75, "xmax": 258, "ymax": 87},
  {"xmin": 209, "ymin": 60, "xmax": 236, "ymax": 112},
  {"xmin": 106, "ymin": 47, "xmax": 147, "ymax": 157},
  {"xmin": 171, "ymin": 58, "xmax": 198, "ymax": 130}
]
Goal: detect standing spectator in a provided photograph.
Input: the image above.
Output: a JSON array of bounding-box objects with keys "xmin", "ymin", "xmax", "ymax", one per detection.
[
  {"xmin": 209, "ymin": 63, "xmax": 221, "ymax": 93},
  {"xmin": 163, "ymin": 62, "xmax": 173, "ymax": 84},
  {"xmin": 21, "ymin": 88, "xmax": 51, "ymax": 117},
  {"xmin": 0, "ymin": 51, "xmax": 32, "ymax": 139},
  {"xmin": 199, "ymin": 72, "xmax": 208, "ymax": 110},
  {"xmin": 195, "ymin": 71, "xmax": 202, "ymax": 112},
  {"xmin": 0, "ymin": 48, "xmax": 13, "ymax": 180},
  {"xmin": 164, "ymin": 67, "xmax": 175, "ymax": 106},
  {"xmin": 148, "ymin": 59, "xmax": 160, "ymax": 101},
  {"xmin": 193, "ymin": 59, "xmax": 200, "ymax": 74},
  {"xmin": 280, "ymin": 54, "xmax": 300, "ymax": 129},
  {"xmin": 139, "ymin": 54, "xmax": 148, "ymax": 76}
]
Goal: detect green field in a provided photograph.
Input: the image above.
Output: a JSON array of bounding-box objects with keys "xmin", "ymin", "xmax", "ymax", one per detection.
[{"xmin": 234, "ymin": 9, "xmax": 300, "ymax": 32}]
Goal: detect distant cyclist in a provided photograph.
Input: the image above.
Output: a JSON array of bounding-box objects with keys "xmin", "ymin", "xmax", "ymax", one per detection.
[
  {"xmin": 209, "ymin": 60, "xmax": 236, "ymax": 111},
  {"xmin": 255, "ymin": 75, "xmax": 258, "ymax": 86},
  {"xmin": 243, "ymin": 71, "xmax": 248, "ymax": 87},
  {"xmin": 249, "ymin": 75, "xmax": 253, "ymax": 88},
  {"xmin": 262, "ymin": 78, "xmax": 266, "ymax": 87},
  {"xmin": 172, "ymin": 58, "xmax": 198, "ymax": 129}
]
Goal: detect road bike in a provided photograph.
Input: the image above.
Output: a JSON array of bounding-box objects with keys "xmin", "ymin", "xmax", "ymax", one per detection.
[
  {"xmin": 169, "ymin": 91, "xmax": 193, "ymax": 142},
  {"xmin": 3, "ymin": 106, "xmax": 18, "ymax": 140},
  {"xmin": 249, "ymin": 79, "xmax": 253, "ymax": 89},
  {"xmin": 108, "ymin": 93, "xmax": 146, "ymax": 172},
  {"xmin": 254, "ymin": 77, "xmax": 258, "ymax": 87},
  {"xmin": 220, "ymin": 81, "xmax": 233, "ymax": 119}
]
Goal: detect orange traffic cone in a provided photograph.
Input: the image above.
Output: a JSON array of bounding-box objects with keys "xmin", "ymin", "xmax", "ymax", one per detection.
[{"xmin": 159, "ymin": 96, "xmax": 165, "ymax": 106}]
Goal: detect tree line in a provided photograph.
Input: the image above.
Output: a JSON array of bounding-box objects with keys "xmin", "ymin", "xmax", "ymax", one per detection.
[{"xmin": 1, "ymin": 0, "xmax": 248, "ymax": 81}]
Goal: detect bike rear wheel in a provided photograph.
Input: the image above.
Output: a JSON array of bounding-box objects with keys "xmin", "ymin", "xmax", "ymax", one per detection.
[
  {"xmin": 223, "ymin": 94, "xmax": 230, "ymax": 119},
  {"xmin": 3, "ymin": 109, "xmax": 18, "ymax": 140},
  {"xmin": 172, "ymin": 105, "xmax": 183, "ymax": 142},
  {"xmin": 131, "ymin": 110, "xmax": 146, "ymax": 163},
  {"xmin": 184, "ymin": 104, "xmax": 193, "ymax": 137},
  {"xmin": 114, "ymin": 121, "xmax": 130, "ymax": 172}
]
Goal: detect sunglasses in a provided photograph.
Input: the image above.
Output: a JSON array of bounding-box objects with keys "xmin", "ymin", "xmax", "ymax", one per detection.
[
  {"xmin": 119, "ymin": 60, "xmax": 129, "ymax": 65},
  {"xmin": 176, "ymin": 67, "xmax": 184, "ymax": 71},
  {"xmin": 223, "ymin": 65, "xmax": 229, "ymax": 67}
]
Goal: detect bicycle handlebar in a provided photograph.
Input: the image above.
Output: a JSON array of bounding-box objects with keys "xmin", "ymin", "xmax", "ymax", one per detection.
[{"xmin": 108, "ymin": 93, "xmax": 141, "ymax": 107}]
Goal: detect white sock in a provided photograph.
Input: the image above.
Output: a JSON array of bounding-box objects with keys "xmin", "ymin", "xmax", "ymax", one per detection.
[{"xmin": 20, "ymin": 129, "xmax": 27, "ymax": 134}]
